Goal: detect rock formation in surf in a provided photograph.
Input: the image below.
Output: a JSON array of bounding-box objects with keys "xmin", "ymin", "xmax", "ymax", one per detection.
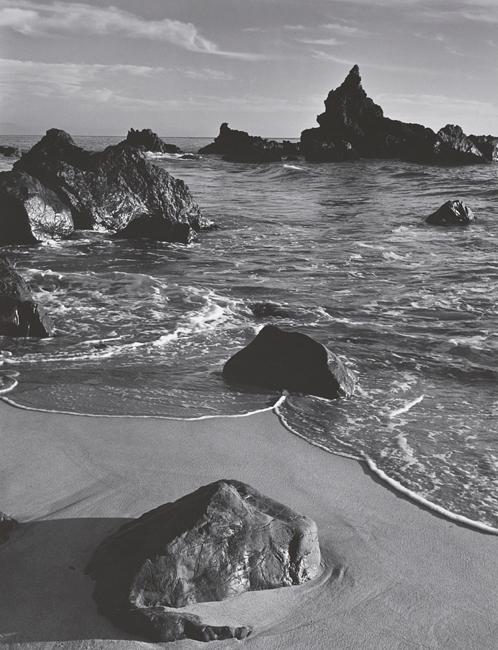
[
  {"xmin": 0, "ymin": 169, "xmax": 74, "ymax": 245},
  {"xmin": 300, "ymin": 65, "xmax": 493, "ymax": 165},
  {"xmin": 426, "ymin": 200, "xmax": 475, "ymax": 226},
  {"xmin": 199, "ymin": 123, "xmax": 300, "ymax": 163},
  {"xmin": 223, "ymin": 324, "xmax": 356, "ymax": 399},
  {"xmin": 0, "ymin": 145, "xmax": 22, "ymax": 158},
  {"xmin": 468, "ymin": 134, "xmax": 498, "ymax": 162},
  {"xmin": 86, "ymin": 479, "xmax": 321, "ymax": 642},
  {"xmin": 117, "ymin": 128, "xmax": 182, "ymax": 154},
  {"xmin": 0, "ymin": 257, "xmax": 53, "ymax": 337},
  {"xmin": 12, "ymin": 129, "xmax": 212, "ymax": 243}
]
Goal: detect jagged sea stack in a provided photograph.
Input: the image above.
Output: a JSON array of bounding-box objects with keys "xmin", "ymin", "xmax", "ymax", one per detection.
[{"xmin": 301, "ymin": 65, "xmax": 490, "ymax": 165}]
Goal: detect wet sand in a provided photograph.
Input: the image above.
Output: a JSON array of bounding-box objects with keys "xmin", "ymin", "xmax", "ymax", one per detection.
[{"xmin": 1, "ymin": 399, "xmax": 497, "ymax": 649}]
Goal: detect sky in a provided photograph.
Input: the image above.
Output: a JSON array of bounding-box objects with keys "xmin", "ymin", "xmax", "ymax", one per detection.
[{"xmin": 0, "ymin": 0, "xmax": 497, "ymax": 137}]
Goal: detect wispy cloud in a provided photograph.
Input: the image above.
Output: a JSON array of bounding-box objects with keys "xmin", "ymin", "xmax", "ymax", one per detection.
[
  {"xmin": 299, "ymin": 38, "xmax": 341, "ymax": 46},
  {"xmin": 321, "ymin": 22, "xmax": 369, "ymax": 37},
  {"xmin": 184, "ymin": 68, "xmax": 234, "ymax": 81},
  {"xmin": 0, "ymin": 58, "xmax": 167, "ymax": 107},
  {"xmin": 0, "ymin": 1, "xmax": 268, "ymax": 60}
]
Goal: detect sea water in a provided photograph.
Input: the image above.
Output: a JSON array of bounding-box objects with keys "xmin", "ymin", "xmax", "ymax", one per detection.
[{"xmin": 1, "ymin": 135, "xmax": 498, "ymax": 530}]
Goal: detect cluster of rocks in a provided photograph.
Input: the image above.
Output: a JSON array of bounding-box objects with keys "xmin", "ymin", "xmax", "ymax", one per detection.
[
  {"xmin": 199, "ymin": 123, "xmax": 300, "ymax": 163},
  {"xmin": 0, "ymin": 128, "xmax": 212, "ymax": 246},
  {"xmin": 300, "ymin": 65, "xmax": 497, "ymax": 165},
  {"xmin": 117, "ymin": 128, "xmax": 182, "ymax": 154}
]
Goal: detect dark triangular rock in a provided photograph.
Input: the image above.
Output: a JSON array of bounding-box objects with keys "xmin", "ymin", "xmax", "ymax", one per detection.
[{"xmin": 223, "ymin": 325, "xmax": 355, "ymax": 399}]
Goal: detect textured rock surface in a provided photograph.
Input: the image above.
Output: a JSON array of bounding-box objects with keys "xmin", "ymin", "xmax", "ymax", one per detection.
[
  {"xmin": 117, "ymin": 128, "xmax": 182, "ymax": 154},
  {"xmin": 223, "ymin": 324, "xmax": 356, "ymax": 399},
  {"xmin": 14, "ymin": 129, "xmax": 211, "ymax": 241},
  {"xmin": 426, "ymin": 200, "xmax": 475, "ymax": 226},
  {"xmin": 436, "ymin": 125, "xmax": 487, "ymax": 164},
  {"xmin": 301, "ymin": 65, "xmax": 490, "ymax": 165},
  {"xmin": 199, "ymin": 123, "xmax": 299, "ymax": 163},
  {"xmin": 86, "ymin": 480, "xmax": 320, "ymax": 642},
  {"xmin": 0, "ymin": 258, "xmax": 53, "ymax": 337},
  {"xmin": 0, "ymin": 169, "xmax": 74, "ymax": 245},
  {"xmin": 0, "ymin": 511, "xmax": 18, "ymax": 544},
  {"xmin": 469, "ymin": 134, "xmax": 498, "ymax": 162}
]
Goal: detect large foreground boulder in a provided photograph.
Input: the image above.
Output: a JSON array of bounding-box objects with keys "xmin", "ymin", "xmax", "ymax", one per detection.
[
  {"xmin": 301, "ymin": 65, "xmax": 492, "ymax": 165},
  {"xmin": 86, "ymin": 479, "xmax": 321, "ymax": 642},
  {"xmin": 223, "ymin": 325, "xmax": 356, "ymax": 399},
  {"xmin": 426, "ymin": 200, "xmax": 475, "ymax": 226},
  {"xmin": 199, "ymin": 123, "xmax": 299, "ymax": 163},
  {"xmin": 0, "ymin": 258, "xmax": 53, "ymax": 337},
  {"xmin": 14, "ymin": 129, "xmax": 211, "ymax": 242},
  {"xmin": 117, "ymin": 128, "xmax": 182, "ymax": 154},
  {"xmin": 0, "ymin": 169, "xmax": 74, "ymax": 245}
]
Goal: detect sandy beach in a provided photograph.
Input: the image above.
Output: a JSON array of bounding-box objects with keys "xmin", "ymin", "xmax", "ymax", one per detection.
[{"xmin": 1, "ymin": 397, "xmax": 497, "ymax": 650}]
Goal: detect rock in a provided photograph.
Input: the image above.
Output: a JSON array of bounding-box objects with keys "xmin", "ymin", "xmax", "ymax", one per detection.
[
  {"xmin": 0, "ymin": 258, "xmax": 53, "ymax": 337},
  {"xmin": 468, "ymin": 134, "xmax": 498, "ymax": 162},
  {"xmin": 301, "ymin": 65, "xmax": 489, "ymax": 165},
  {"xmin": 426, "ymin": 200, "xmax": 475, "ymax": 226},
  {"xmin": 0, "ymin": 169, "xmax": 74, "ymax": 245},
  {"xmin": 14, "ymin": 129, "xmax": 212, "ymax": 242},
  {"xmin": 250, "ymin": 301, "xmax": 294, "ymax": 319},
  {"xmin": 115, "ymin": 216, "xmax": 196, "ymax": 244},
  {"xmin": 0, "ymin": 145, "xmax": 22, "ymax": 157},
  {"xmin": 117, "ymin": 128, "xmax": 182, "ymax": 154},
  {"xmin": 0, "ymin": 511, "xmax": 18, "ymax": 544},
  {"xmin": 223, "ymin": 324, "xmax": 356, "ymax": 399},
  {"xmin": 436, "ymin": 125, "xmax": 487, "ymax": 164},
  {"xmin": 199, "ymin": 123, "xmax": 299, "ymax": 163},
  {"xmin": 86, "ymin": 479, "xmax": 320, "ymax": 642}
]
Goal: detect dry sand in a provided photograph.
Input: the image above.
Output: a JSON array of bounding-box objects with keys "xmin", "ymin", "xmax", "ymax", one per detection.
[{"xmin": 1, "ymin": 398, "xmax": 497, "ymax": 650}]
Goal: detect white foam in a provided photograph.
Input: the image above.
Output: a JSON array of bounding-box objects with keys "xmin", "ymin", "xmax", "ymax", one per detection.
[
  {"xmin": 1, "ymin": 394, "xmax": 287, "ymax": 421},
  {"xmin": 389, "ymin": 395, "xmax": 424, "ymax": 418},
  {"xmin": 274, "ymin": 398, "xmax": 498, "ymax": 535},
  {"xmin": 364, "ymin": 456, "xmax": 498, "ymax": 535}
]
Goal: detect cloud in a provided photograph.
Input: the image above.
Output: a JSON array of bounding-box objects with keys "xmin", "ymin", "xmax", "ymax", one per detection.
[
  {"xmin": 299, "ymin": 38, "xmax": 341, "ymax": 46},
  {"xmin": 0, "ymin": 1, "xmax": 268, "ymax": 60},
  {"xmin": 321, "ymin": 23, "xmax": 369, "ymax": 36},
  {"xmin": 0, "ymin": 58, "xmax": 167, "ymax": 107},
  {"xmin": 184, "ymin": 68, "xmax": 234, "ymax": 81}
]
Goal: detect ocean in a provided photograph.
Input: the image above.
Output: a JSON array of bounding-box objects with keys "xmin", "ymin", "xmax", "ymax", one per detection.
[{"xmin": 1, "ymin": 135, "xmax": 498, "ymax": 532}]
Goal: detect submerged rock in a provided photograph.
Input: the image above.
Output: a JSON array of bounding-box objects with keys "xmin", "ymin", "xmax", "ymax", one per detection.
[
  {"xmin": 0, "ymin": 258, "xmax": 53, "ymax": 337},
  {"xmin": 250, "ymin": 301, "xmax": 294, "ymax": 319},
  {"xmin": 86, "ymin": 479, "xmax": 320, "ymax": 642},
  {"xmin": 117, "ymin": 128, "xmax": 182, "ymax": 154},
  {"xmin": 301, "ymin": 65, "xmax": 490, "ymax": 165},
  {"xmin": 426, "ymin": 200, "xmax": 475, "ymax": 226},
  {"xmin": 199, "ymin": 123, "xmax": 299, "ymax": 163},
  {"xmin": 14, "ymin": 129, "xmax": 211, "ymax": 242},
  {"xmin": 223, "ymin": 324, "xmax": 356, "ymax": 399},
  {"xmin": 0, "ymin": 169, "xmax": 74, "ymax": 245},
  {"xmin": 0, "ymin": 145, "xmax": 22, "ymax": 157}
]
